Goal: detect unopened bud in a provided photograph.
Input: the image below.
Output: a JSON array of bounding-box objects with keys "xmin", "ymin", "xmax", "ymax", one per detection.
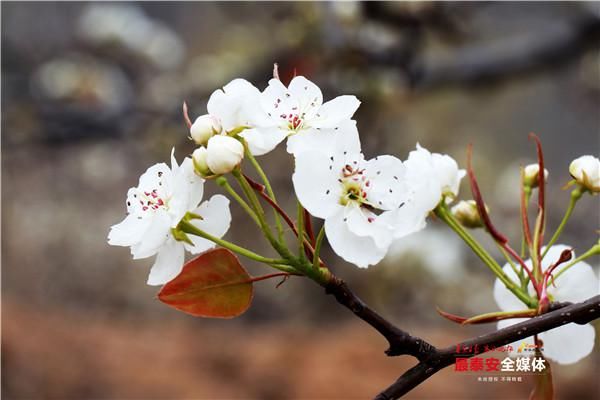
[
  {"xmin": 190, "ymin": 114, "xmax": 221, "ymax": 145},
  {"xmin": 451, "ymin": 200, "xmax": 486, "ymax": 229},
  {"xmin": 206, "ymin": 135, "xmax": 244, "ymax": 175},
  {"xmin": 523, "ymin": 164, "xmax": 548, "ymax": 188},
  {"xmin": 569, "ymin": 155, "xmax": 600, "ymax": 193},
  {"xmin": 192, "ymin": 147, "xmax": 211, "ymax": 177}
]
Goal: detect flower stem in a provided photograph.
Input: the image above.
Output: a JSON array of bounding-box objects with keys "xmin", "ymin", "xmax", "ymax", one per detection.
[
  {"xmin": 313, "ymin": 225, "xmax": 326, "ymax": 270},
  {"xmin": 178, "ymin": 220, "xmax": 289, "ymax": 266},
  {"xmin": 541, "ymin": 187, "xmax": 583, "ymax": 259},
  {"xmin": 550, "ymin": 243, "xmax": 600, "ymax": 283},
  {"xmin": 215, "ymin": 176, "xmax": 260, "ymax": 227},
  {"xmin": 435, "ymin": 204, "xmax": 537, "ymax": 308},
  {"xmin": 243, "ymin": 141, "xmax": 285, "ymax": 241}
]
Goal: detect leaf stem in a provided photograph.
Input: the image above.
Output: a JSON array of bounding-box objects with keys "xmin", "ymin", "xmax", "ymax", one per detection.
[
  {"xmin": 542, "ymin": 187, "xmax": 583, "ymax": 259},
  {"xmin": 178, "ymin": 220, "xmax": 289, "ymax": 266},
  {"xmin": 435, "ymin": 204, "xmax": 537, "ymax": 308}
]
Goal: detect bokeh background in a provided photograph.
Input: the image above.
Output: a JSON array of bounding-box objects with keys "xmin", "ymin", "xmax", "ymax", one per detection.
[{"xmin": 2, "ymin": 2, "xmax": 600, "ymax": 399}]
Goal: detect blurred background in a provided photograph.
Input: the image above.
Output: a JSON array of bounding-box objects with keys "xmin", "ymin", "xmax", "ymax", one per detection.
[{"xmin": 2, "ymin": 2, "xmax": 599, "ymax": 399}]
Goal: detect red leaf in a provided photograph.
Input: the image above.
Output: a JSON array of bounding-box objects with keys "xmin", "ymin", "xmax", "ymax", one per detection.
[
  {"xmin": 436, "ymin": 306, "xmax": 468, "ymax": 324},
  {"xmin": 158, "ymin": 248, "xmax": 253, "ymax": 318}
]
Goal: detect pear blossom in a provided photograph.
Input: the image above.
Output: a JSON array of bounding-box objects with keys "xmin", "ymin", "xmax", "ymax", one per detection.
[
  {"xmin": 569, "ymin": 155, "xmax": 600, "ymax": 192},
  {"xmin": 190, "ymin": 114, "xmax": 221, "ymax": 145},
  {"xmin": 403, "ymin": 144, "xmax": 466, "ymax": 208},
  {"xmin": 243, "ymin": 75, "xmax": 361, "ymax": 156},
  {"xmin": 205, "ymin": 135, "xmax": 244, "ymax": 175},
  {"xmin": 292, "ymin": 121, "xmax": 423, "ymax": 268},
  {"xmin": 108, "ymin": 150, "xmax": 231, "ymax": 285},
  {"xmin": 451, "ymin": 200, "xmax": 484, "ymax": 229},
  {"xmin": 192, "ymin": 147, "xmax": 210, "ymax": 176},
  {"xmin": 523, "ymin": 163, "xmax": 548, "ymax": 188},
  {"xmin": 494, "ymin": 245, "xmax": 598, "ymax": 364}
]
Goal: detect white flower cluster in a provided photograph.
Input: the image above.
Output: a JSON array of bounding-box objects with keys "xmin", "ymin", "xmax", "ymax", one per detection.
[
  {"xmin": 109, "ymin": 74, "xmax": 467, "ymax": 281},
  {"xmin": 108, "ymin": 150, "xmax": 231, "ymax": 285},
  {"xmin": 188, "ymin": 75, "xmax": 465, "ymax": 268}
]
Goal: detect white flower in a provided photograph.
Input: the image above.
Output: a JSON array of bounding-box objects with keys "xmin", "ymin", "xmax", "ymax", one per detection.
[
  {"xmin": 206, "ymin": 78, "xmax": 261, "ymax": 133},
  {"xmin": 404, "ymin": 144, "xmax": 466, "ymax": 207},
  {"xmin": 192, "ymin": 146, "xmax": 210, "ymax": 176},
  {"xmin": 242, "ymin": 75, "xmax": 361, "ymax": 156},
  {"xmin": 292, "ymin": 121, "xmax": 422, "ymax": 268},
  {"xmin": 569, "ymin": 155, "xmax": 600, "ymax": 192},
  {"xmin": 494, "ymin": 244, "xmax": 598, "ymax": 364},
  {"xmin": 451, "ymin": 200, "xmax": 484, "ymax": 228},
  {"xmin": 523, "ymin": 163, "xmax": 548, "ymax": 188},
  {"xmin": 206, "ymin": 135, "xmax": 244, "ymax": 175},
  {"xmin": 190, "ymin": 114, "xmax": 221, "ymax": 145},
  {"xmin": 108, "ymin": 150, "xmax": 231, "ymax": 285}
]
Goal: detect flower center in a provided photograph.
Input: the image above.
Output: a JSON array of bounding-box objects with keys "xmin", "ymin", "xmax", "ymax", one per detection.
[
  {"xmin": 339, "ymin": 164, "xmax": 371, "ymax": 208},
  {"xmin": 280, "ymin": 112, "xmax": 305, "ymax": 131},
  {"xmin": 127, "ymin": 188, "xmax": 169, "ymax": 214}
]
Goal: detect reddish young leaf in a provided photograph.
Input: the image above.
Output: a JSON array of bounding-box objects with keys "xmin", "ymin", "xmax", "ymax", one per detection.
[
  {"xmin": 158, "ymin": 248, "xmax": 253, "ymax": 318},
  {"xmin": 436, "ymin": 306, "xmax": 468, "ymax": 324}
]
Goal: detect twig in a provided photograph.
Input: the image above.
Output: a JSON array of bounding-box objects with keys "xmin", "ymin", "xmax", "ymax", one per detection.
[{"xmin": 372, "ymin": 295, "xmax": 600, "ymax": 399}]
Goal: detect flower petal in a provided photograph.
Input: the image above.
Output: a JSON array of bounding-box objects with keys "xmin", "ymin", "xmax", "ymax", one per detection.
[
  {"xmin": 325, "ymin": 208, "xmax": 388, "ymax": 268},
  {"xmin": 239, "ymin": 126, "xmax": 288, "ymax": 156},
  {"xmin": 288, "ymin": 119, "xmax": 361, "ymax": 156},
  {"xmin": 293, "ymin": 151, "xmax": 344, "ymax": 219},
  {"xmin": 147, "ymin": 238, "xmax": 185, "ymax": 286},
  {"xmin": 312, "ymin": 95, "xmax": 360, "ymax": 129},
  {"xmin": 345, "ymin": 205, "xmax": 394, "ymax": 250},
  {"xmin": 184, "ymin": 195, "xmax": 232, "ymax": 254},
  {"xmin": 363, "ymin": 155, "xmax": 407, "ymax": 210},
  {"xmin": 130, "ymin": 211, "xmax": 172, "ymax": 259},
  {"xmin": 107, "ymin": 214, "xmax": 152, "ymax": 247},
  {"xmin": 550, "ymin": 259, "xmax": 598, "ymax": 303},
  {"xmin": 493, "ymin": 262, "xmax": 532, "ymax": 312},
  {"xmin": 288, "ymin": 76, "xmax": 323, "ymax": 112},
  {"xmin": 539, "ymin": 322, "xmax": 596, "ymax": 365}
]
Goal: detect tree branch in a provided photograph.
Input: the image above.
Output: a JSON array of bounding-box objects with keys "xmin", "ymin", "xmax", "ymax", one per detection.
[
  {"xmin": 324, "ymin": 276, "xmax": 599, "ymax": 399},
  {"xmin": 374, "ymin": 295, "xmax": 600, "ymax": 400}
]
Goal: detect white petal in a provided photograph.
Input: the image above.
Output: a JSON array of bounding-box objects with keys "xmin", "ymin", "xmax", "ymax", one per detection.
[
  {"xmin": 539, "ymin": 323, "xmax": 595, "ymax": 365},
  {"xmin": 184, "ymin": 195, "xmax": 232, "ymax": 254},
  {"xmin": 363, "ymin": 155, "xmax": 407, "ymax": 210},
  {"xmin": 288, "ymin": 76, "xmax": 323, "ymax": 112},
  {"xmin": 325, "ymin": 208, "xmax": 388, "ymax": 268},
  {"xmin": 288, "ymin": 119, "xmax": 361, "ymax": 156},
  {"xmin": 107, "ymin": 214, "xmax": 152, "ymax": 246},
  {"xmin": 345, "ymin": 205, "xmax": 394, "ymax": 250},
  {"xmin": 169, "ymin": 157, "xmax": 204, "ymax": 222},
  {"xmin": 390, "ymin": 199, "xmax": 429, "ymax": 239},
  {"xmin": 137, "ymin": 162, "xmax": 172, "ymax": 194},
  {"xmin": 493, "ymin": 262, "xmax": 533, "ymax": 312},
  {"xmin": 239, "ymin": 126, "xmax": 288, "ymax": 156},
  {"xmin": 431, "ymin": 153, "xmax": 465, "ymax": 199},
  {"xmin": 147, "ymin": 238, "xmax": 185, "ymax": 286},
  {"xmin": 293, "ymin": 151, "xmax": 344, "ymax": 219},
  {"xmin": 312, "ymin": 95, "xmax": 360, "ymax": 129},
  {"xmin": 207, "ymin": 79, "xmax": 260, "ymax": 132},
  {"xmin": 550, "ymin": 260, "xmax": 598, "ymax": 303},
  {"xmin": 130, "ymin": 211, "xmax": 172, "ymax": 259}
]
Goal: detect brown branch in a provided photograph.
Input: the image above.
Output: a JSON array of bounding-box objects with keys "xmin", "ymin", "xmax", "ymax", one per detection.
[
  {"xmin": 325, "ymin": 276, "xmax": 437, "ymax": 360},
  {"xmin": 373, "ymin": 295, "xmax": 600, "ymax": 400}
]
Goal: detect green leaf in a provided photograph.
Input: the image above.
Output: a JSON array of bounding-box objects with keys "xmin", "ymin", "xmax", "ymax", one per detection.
[{"xmin": 158, "ymin": 248, "xmax": 253, "ymax": 318}]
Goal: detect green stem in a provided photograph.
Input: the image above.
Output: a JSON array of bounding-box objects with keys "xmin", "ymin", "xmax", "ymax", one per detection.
[
  {"xmin": 178, "ymin": 220, "xmax": 289, "ymax": 266},
  {"xmin": 520, "ymin": 188, "xmax": 531, "ymax": 258},
  {"xmin": 243, "ymin": 140, "xmax": 285, "ymax": 241},
  {"xmin": 216, "ymin": 176, "xmax": 260, "ymax": 227},
  {"xmin": 551, "ymin": 244, "xmax": 600, "ymax": 283},
  {"xmin": 542, "ymin": 187, "xmax": 583, "ymax": 259},
  {"xmin": 233, "ymin": 169, "xmax": 293, "ymax": 260},
  {"xmin": 297, "ymin": 202, "xmax": 306, "ymax": 262},
  {"xmin": 313, "ymin": 225, "xmax": 326, "ymax": 270},
  {"xmin": 435, "ymin": 205, "xmax": 536, "ymax": 308}
]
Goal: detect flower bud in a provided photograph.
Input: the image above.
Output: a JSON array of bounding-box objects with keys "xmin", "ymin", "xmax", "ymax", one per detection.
[
  {"xmin": 451, "ymin": 200, "xmax": 486, "ymax": 229},
  {"xmin": 206, "ymin": 135, "xmax": 244, "ymax": 175},
  {"xmin": 190, "ymin": 114, "xmax": 221, "ymax": 145},
  {"xmin": 523, "ymin": 164, "xmax": 548, "ymax": 188},
  {"xmin": 569, "ymin": 155, "xmax": 600, "ymax": 193},
  {"xmin": 192, "ymin": 147, "xmax": 212, "ymax": 177}
]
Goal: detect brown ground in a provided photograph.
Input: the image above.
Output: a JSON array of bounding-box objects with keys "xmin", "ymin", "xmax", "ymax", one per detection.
[{"xmin": 3, "ymin": 299, "xmax": 597, "ymax": 400}]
